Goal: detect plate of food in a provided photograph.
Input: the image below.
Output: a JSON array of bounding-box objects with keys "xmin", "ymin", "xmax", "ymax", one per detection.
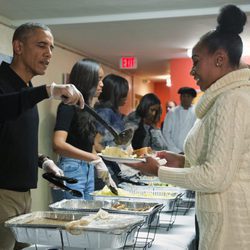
[
  {"xmin": 98, "ymin": 154, "xmax": 145, "ymax": 164},
  {"xmin": 98, "ymin": 146, "xmax": 152, "ymax": 164}
]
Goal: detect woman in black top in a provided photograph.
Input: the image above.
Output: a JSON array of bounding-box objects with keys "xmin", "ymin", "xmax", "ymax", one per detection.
[
  {"xmin": 125, "ymin": 93, "xmax": 168, "ymax": 150},
  {"xmin": 52, "ymin": 58, "xmax": 115, "ymax": 201}
]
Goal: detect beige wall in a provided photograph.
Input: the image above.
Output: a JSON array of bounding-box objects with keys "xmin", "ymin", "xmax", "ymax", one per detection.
[
  {"xmin": 0, "ymin": 23, "xmax": 154, "ymax": 211},
  {"xmin": 0, "ymin": 24, "xmax": 13, "ymax": 54}
]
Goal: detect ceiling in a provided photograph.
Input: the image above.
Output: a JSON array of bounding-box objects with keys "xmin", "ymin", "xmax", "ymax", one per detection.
[{"xmin": 0, "ymin": 0, "xmax": 250, "ymax": 80}]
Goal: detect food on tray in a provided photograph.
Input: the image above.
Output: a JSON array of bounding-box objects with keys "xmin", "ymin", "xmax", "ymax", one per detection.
[
  {"xmin": 112, "ymin": 202, "xmax": 151, "ymax": 211},
  {"xmin": 26, "ymin": 209, "xmax": 114, "ymax": 236},
  {"xmin": 101, "ymin": 146, "xmax": 135, "ymax": 158},
  {"xmin": 65, "ymin": 209, "xmax": 113, "ymax": 234},
  {"xmin": 101, "ymin": 146, "xmax": 153, "ymax": 159},
  {"xmin": 133, "ymin": 147, "xmax": 153, "ymax": 157},
  {"xmin": 6, "ymin": 211, "xmax": 144, "ymax": 249},
  {"xmin": 94, "ymin": 185, "xmax": 177, "ymax": 199},
  {"xmin": 95, "ymin": 185, "xmax": 132, "ymax": 196},
  {"xmin": 27, "ymin": 218, "xmax": 68, "ymax": 226}
]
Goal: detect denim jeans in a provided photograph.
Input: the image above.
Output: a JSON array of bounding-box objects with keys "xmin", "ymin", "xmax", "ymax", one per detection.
[{"xmin": 51, "ymin": 157, "xmax": 94, "ymax": 202}]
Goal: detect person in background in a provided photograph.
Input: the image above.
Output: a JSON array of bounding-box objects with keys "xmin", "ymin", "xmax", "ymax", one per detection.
[
  {"xmin": 162, "ymin": 87, "xmax": 197, "ymax": 153},
  {"xmin": 128, "ymin": 5, "xmax": 250, "ymax": 250},
  {"xmin": 125, "ymin": 93, "xmax": 167, "ymax": 151},
  {"xmin": 52, "ymin": 59, "xmax": 116, "ymax": 201},
  {"xmin": 161, "ymin": 100, "xmax": 177, "ymax": 129},
  {"xmin": 94, "ymin": 74, "xmax": 129, "ymax": 188},
  {"xmin": 166, "ymin": 100, "xmax": 177, "ymax": 112},
  {"xmin": 0, "ymin": 22, "xmax": 84, "ymax": 250}
]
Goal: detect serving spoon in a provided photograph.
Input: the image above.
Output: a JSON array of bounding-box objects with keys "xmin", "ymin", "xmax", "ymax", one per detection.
[
  {"xmin": 61, "ymin": 95, "xmax": 133, "ymax": 145},
  {"xmin": 84, "ymin": 104, "xmax": 133, "ymax": 145}
]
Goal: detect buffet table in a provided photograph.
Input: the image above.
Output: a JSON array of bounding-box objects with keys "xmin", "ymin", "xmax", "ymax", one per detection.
[{"xmin": 23, "ymin": 208, "xmax": 195, "ymax": 250}]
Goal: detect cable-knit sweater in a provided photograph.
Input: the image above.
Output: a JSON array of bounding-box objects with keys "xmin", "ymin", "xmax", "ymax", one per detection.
[{"xmin": 158, "ymin": 68, "xmax": 250, "ymax": 250}]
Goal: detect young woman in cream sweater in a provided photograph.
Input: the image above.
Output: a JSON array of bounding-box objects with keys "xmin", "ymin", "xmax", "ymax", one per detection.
[{"xmin": 129, "ymin": 5, "xmax": 250, "ymax": 250}]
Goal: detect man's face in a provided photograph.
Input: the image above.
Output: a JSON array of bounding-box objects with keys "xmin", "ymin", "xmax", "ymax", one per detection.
[
  {"xmin": 180, "ymin": 94, "xmax": 194, "ymax": 109},
  {"xmin": 14, "ymin": 28, "xmax": 54, "ymax": 79}
]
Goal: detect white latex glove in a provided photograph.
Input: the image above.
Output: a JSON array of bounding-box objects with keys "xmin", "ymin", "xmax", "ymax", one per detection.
[
  {"xmin": 91, "ymin": 158, "xmax": 117, "ymax": 188},
  {"xmin": 106, "ymin": 174, "xmax": 117, "ymax": 189},
  {"xmin": 48, "ymin": 82, "xmax": 84, "ymax": 109},
  {"xmin": 42, "ymin": 159, "xmax": 64, "ymax": 177}
]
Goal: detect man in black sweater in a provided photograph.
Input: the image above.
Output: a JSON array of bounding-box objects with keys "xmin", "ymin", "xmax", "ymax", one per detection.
[{"xmin": 0, "ymin": 22, "xmax": 84, "ymax": 250}]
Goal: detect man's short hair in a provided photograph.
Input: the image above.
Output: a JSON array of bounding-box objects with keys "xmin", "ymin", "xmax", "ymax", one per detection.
[
  {"xmin": 178, "ymin": 87, "xmax": 197, "ymax": 98},
  {"xmin": 12, "ymin": 22, "xmax": 51, "ymax": 42}
]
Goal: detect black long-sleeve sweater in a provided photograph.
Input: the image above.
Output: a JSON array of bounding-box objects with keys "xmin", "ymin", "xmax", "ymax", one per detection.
[{"xmin": 0, "ymin": 62, "xmax": 49, "ymax": 191}]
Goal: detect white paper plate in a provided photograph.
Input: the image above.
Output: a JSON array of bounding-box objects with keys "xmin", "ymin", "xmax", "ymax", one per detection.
[{"xmin": 98, "ymin": 154, "xmax": 145, "ymax": 164}]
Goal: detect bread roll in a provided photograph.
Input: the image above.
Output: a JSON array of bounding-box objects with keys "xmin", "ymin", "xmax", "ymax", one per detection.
[{"xmin": 133, "ymin": 147, "xmax": 152, "ymax": 157}]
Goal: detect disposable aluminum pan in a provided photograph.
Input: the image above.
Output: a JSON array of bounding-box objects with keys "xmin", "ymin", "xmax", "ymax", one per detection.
[
  {"xmin": 120, "ymin": 183, "xmax": 188, "ymax": 199},
  {"xmin": 103, "ymin": 200, "xmax": 164, "ymax": 226},
  {"xmin": 91, "ymin": 189, "xmax": 181, "ymax": 212},
  {"xmin": 49, "ymin": 199, "xmax": 110, "ymax": 212},
  {"xmin": 5, "ymin": 211, "xmax": 144, "ymax": 248}
]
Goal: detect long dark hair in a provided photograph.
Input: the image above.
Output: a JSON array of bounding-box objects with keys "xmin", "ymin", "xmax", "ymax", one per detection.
[
  {"xmin": 196, "ymin": 5, "xmax": 247, "ymax": 67},
  {"xmin": 69, "ymin": 58, "xmax": 100, "ymax": 105},
  {"xmin": 69, "ymin": 58, "xmax": 101, "ymax": 142},
  {"xmin": 136, "ymin": 93, "xmax": 161, "ymax": 121},
  {"xmin": 132, "ymin": 93, "xmax": 162, "ymax": 149},
  {"xmin": 95, "ymin": 74, "xmax": 129, "ymax": 112}
]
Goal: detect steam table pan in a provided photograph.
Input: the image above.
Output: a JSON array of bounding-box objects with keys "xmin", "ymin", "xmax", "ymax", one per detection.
[
  {"xmin": 49, "ymin": 199, "xmax": 110, "ymax": 213},
  {"xmin": 5, "ymin": 211, "xmax": 144, "ymax": 249},
  {"xmin": 91, "ymin": 189, "xmax": 182, "ymax": 212}
]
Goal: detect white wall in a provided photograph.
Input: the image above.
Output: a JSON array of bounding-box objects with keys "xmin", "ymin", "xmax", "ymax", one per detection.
[{"xmin": 0, "ymin": 23, "xmax": 133, "ymax": 211}]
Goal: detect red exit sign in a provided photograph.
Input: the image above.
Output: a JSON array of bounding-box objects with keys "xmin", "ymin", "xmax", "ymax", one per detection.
[{"xmin": 120, "ymin": 57, "xmax": 137, "ymax": 69}]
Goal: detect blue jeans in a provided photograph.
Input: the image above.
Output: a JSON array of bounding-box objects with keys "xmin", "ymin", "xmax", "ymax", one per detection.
[{"xmin": 51, "ymin": 157, "xmax": 94, "ymax": 202}]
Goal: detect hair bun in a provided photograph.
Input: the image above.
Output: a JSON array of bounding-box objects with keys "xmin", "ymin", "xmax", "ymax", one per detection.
[{"xmin": 216, "ymin": 4, "xmax": 247, "ymax": 34}]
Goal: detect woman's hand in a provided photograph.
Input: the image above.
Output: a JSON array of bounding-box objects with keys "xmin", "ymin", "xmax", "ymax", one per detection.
[
  {"xmin": 126, "ymin": 156, "xmax": 160, "ymax": 176},
  {"xmin": 156, "ymin": 150, "xmax": 185, "ymax": 168}
]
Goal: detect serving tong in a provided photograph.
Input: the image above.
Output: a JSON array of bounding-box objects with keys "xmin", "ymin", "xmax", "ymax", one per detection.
[
  {"xmin": 42, "ymin": 173, "xmax": 83, "ymax": 197},
  {"xmin": 43, "ymin": 173, "xmax": 118, "ymax": 196},
  {"xmin": 119, "ymin": 176, "xmax": 148, "ymax": 186}
]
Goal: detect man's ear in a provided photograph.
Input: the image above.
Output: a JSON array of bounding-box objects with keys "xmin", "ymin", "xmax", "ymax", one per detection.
[{"xmin": 12, "ymin": 40, "xmax": 23, "ymax": 55}]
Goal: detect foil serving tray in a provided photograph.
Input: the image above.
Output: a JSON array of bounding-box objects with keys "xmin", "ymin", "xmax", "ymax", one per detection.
[
  {"xmin": 91, "ymin": 188, "xmax": 181, "ymax": 212},
  {"xmin": 49, "ymin": 199, "xmax": 110, "ymax": 212},
  {"xmin": 49, "ymin": 199, "xmax": 163, "ymax": 227},
  {"xmin": 5, "ymin": 211, "xmax": 144, "ymax": 248},
  {"xmin": 104, "ymin": 200, "xmax": 163, "ymax": 215}
]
